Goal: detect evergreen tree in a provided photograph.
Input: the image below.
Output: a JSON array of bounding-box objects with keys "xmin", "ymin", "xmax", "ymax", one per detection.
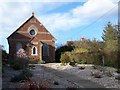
[
  {"xmin": 102, "ymin": 22, "xmax": 118, "ymax": 51},
  {"xmin": 102, "ymin": 22, "xmax": 118, "ymax": 67}
]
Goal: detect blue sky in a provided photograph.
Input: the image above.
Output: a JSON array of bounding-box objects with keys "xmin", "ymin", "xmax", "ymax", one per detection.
[{"xmin": 0, "ymin": 0, "xmax": 119, "ymax": 53}]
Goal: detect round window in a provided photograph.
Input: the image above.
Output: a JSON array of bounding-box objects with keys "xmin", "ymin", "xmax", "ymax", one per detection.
[{"xmin": 29, "ymin": 29, "xmax": 35, "ymax": 36}]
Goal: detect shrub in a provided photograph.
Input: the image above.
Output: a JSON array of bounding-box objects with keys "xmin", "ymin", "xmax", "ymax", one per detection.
[
  {"xmin": 12, "ymin": 62, "xmax": 22, "ymax": 70},
  {"xmin": 40, "ymin": 60, "xmax": 46, "ymax": 64},
  {"xmin": 16, "ymin": 48, "xmax": 27, "ymax": 58},
  {"xmin": 10, "ymin": 69, "xmax": 32, "ymax": 82},
  {"xmin": 29, "ymin": 56, "xmax": 39, "ymax": 64},
  {"xmin": 60, "ymin": 63, "xmax": 65, "ymax": 66},
  {"xmin": 34, "ymin": 60, "xmax": 39, "ymax": 64},
  {"xmin": 55, "ymin": 45, "xmax": 74, "ymax": 62},
  {"xmin": 60, "ymin": 52, "xmax": 71, "ymax": 65},
  {"xmin": 12, "ymin": 48, "xmax": 29, "ymax": 70},
  {"xmin": 77, "ymin": 60, "xmax": 87, "ymax": 64},
  {"xmin": 12, "ymin": 58, "xmax": 29, "ymax": 70},
  {"xmin": 69, "ymin": 62, "xmax": 76, "ymax": 66},
  {"xmin": 103, "ymin": 51, "xmax": 118, "ymax": 68},
  {"xmin": 73, "ymin": 48, "xmax": 89, "ymax": 53}
]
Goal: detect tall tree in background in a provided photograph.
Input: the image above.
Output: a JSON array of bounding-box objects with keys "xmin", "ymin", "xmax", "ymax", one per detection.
[{"xmin": 102, "ymin": 22, "xmax": 118, "ymax": 67}]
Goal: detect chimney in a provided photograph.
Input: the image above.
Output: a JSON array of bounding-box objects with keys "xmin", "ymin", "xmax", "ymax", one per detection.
[{"xmin": 81, "ymin": 37, "xmax": 85, "ymax": 42}]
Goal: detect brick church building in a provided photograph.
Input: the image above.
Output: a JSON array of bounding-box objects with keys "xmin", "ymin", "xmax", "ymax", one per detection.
[{"xmin": 7, "ymin": 12, "xmax": 55, "ymax": 63}]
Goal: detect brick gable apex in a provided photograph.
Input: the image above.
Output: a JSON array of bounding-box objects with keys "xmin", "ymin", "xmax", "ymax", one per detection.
[{"xmin": 7, "ymin": 14, "xmax": 55, "ymax": 40}]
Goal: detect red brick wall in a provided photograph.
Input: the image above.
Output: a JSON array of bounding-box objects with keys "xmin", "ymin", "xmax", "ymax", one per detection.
[{"xmin": 7, "ymin": 15, "xmax": 55, "ymax": 63}]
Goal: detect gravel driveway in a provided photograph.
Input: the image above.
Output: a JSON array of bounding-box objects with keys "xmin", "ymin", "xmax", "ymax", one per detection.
[
  {"xmin": 2, "ymin": 63, "xmax": 120, "ymax": 89},
  {"xmin": 31, "ymin": 64, "xmax": 116, "ymax": 89}
]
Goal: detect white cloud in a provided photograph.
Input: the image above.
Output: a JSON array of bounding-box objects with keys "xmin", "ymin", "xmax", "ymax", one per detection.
[
  {"xmin": 0, "ymin": 0, "xmax": 87, "ymax": 2},
  {"xmin": 40, "ymin": 0, "xmax": 118, "ymax": 33},
  {"xmin": 1, "ymin": 0, "xmax": 118, "ymax": 35},
  {"xmin": 72, "ymin": 0, "xmax": 118, "ymax": 19},
  {"xmin": 0, "ymin": 2, "xmax": 32, "ymax": 36},
  {"xmin": 40, "ymin": 13, "xmax": 81, "ymax": 33},
  {"xmin": 0, "ymin": 0, "xmax": 119, "ymax": 52}
]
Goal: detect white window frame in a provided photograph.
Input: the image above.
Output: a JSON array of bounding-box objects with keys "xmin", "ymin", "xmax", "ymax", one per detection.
[
  {"xmin": 27, "ymin": 25, "xmax": 38, "ymax": 37},
  {"xmin": 31, "ymin": 46, "xmax": 38, "ymax": 56}
]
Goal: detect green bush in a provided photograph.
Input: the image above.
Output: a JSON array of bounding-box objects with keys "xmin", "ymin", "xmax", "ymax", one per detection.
[
  {"xmin": 60, "ymin": 52, "xmax": 71, "ymax": 65},
  {"xmin": 55, "ymin": 45, "xmax": 74, "ymax": 62},
  {"xmin": 34, "ymin": 60, "xmax": 39, "ymax": 64},
  {"xmin": 73, "ymin": 48, "xmax": 89, "ymax": 53},
  {"xmin": 40, "ymin": 60, "xmax": 46, "ymax": 64},
  {"xmin": 12, "ymin": 58, "xmax": 29, "ymax": 70},
  {"xmin": 12, "ymin": 62, "xmax": 22, "ymax": 70},
  {"xmin": 60, "ymin": 63, "xmax": 65, "ymax": 66},
  {"xmin": 77, "ymin": 60, "xmax": 87, "ymax": 64},
  {"xmin": 103, "ymin": 51, "xmax": 118, "ymax": 68}
]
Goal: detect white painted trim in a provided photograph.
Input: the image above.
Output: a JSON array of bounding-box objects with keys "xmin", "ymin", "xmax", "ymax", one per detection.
[
  {"xmin": 38, "ymin": 32, "xmax": 50, "ymax": 34},
  {"xmin": 17, "ymin": 31, "xmax": 50, "ymax": 34},
  {"xmin": 31, "ymin": 46, "xmax": 38, "ymax": 56},
  {"xmin": 9, "ymin": 39, "xmax": 54, "ymax": 42},
  {"xmin": 31, "ymin": 42, "xmax": 38, "ymax": 45},
  {"xmin": 41, "ymin": 40, "xmax": 53, "ymax": 42},
  {"xmin": 28, "ymin": 25, "xmax": 38, "ymax": 37},
  {"xmin": 40, "ymin": 44, "xmax": 43, "ymax": 60},
  {"xmin": 17, "ymin": 31, "xmax": 28, "ymax": 33}
]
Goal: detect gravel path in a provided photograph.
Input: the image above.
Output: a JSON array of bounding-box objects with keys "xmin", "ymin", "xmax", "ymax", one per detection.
[
  {"xmin": 31, "ymin": 64, "xmax": 116, "ymax": 89},
  {"xmin": 2, "ymin": 66, "xmax": 22, "ymax": 89},
  {"xmin": 40, "ymin": 63, "xmax": 120, "ymax": 89},
  {"xmin": 2, "ymin": 63, "xmax": 120, "ymax": 89}
]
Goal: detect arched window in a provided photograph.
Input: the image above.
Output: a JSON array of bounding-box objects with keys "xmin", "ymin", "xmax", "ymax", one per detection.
[
  {"xmin": 16, "ymin": 43, "xmax": 22, "ymax": 53},
  {"xmin": 32, "ymin": 46, "xmax": 37, "ymax": 55},
  {"xmin": 43, "ymin": 44, "xmax": 49, "ymax": 56}
]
